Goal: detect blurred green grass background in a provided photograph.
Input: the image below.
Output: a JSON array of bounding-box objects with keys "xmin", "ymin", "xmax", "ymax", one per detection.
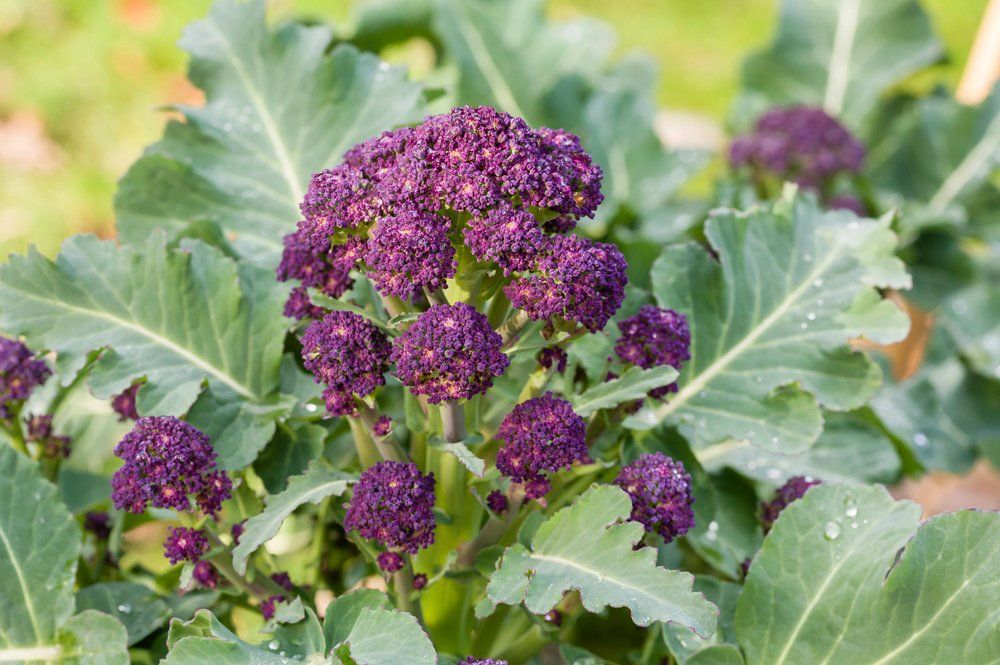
[{"xmin": 0, "ymin": 0, "xmax": 987, "ymax": 259}]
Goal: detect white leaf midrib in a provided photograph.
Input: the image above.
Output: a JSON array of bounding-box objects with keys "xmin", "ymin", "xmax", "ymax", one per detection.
[{"xmin": 823, "ymin": 0, "xmax": 862, "ymax": 116}]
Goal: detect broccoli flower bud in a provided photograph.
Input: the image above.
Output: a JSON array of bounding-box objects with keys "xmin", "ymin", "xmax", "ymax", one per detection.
[
  {"xmin": 760, "ymin": 475, "xmax": 821, "ymax": 532},
  {"xmin": 111, "ymin": 416, "xmax": 232, "ymax": 516},
  {"xmin": 364, "ymin": 211, "xmax": 456, "ymax": 299},
  {"xmin": 301, "ymin": 311, "xmax": 392, "ymax": 416},
  {"xmin": 615, "ymin": 453, "xmax": 695, "ymax": 543},
  {"xmin": 505, "ymin": 235, "xmax": 627, "ymax": 332},
  {"xmin": 344, "ymin": 461, "xmax": 437, "ymax": 554},
  {"xmin": 615, "ymin": 305, "xmax": 691, "ymax": 397},
  {"xmin": 729, "ymin": 106, "xmax": 864, "ymax": 190},
  {"xmin": 495, "ymin": 393, "xmax": 589, "ymax": 500},
  {"xmin": 0, "ymin": 336, "xmax": 51, "ymax": 420},
  {"xmin": 111, "ymin": 383, "xmax": 141, "ymax": 421},
  {"xmin": 163, "ymin": 527, "xmax": 209, "ymax": 565},
  {"xmin": 391, "ymin": 303, "xmax": 509, "ymax": 403}
]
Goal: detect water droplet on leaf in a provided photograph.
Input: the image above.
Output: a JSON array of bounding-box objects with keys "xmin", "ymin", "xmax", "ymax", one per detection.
[{"xmin": 824, "ymin": 521, "xmax": 841, "ymax": 540}]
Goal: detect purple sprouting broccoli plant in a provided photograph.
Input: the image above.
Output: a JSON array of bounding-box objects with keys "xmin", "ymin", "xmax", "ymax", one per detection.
[
  {"xmin": 615, "ymin": 453, "xmax": 695, "ymax": 543},
  {"xmin": 163, "ymin": 527, "xmax": 210, "ymax": 565},
  {"xmin": 615, "ymin": 305, "xmax": 691, "ymax": 398},
  {"xmin": 760, "ymin": 475, "xmax": 822, "ymax": 532},
  {"xmin": 729, "ymin": 105, "xmax": 865, "ymax": 207},
  {"xmin": 495, "ymin": 393, "xmax": 589, "ymax": 500},
  {"xmin": 111, "ymin": 416, "xmax": 231, "ymax": 516}
]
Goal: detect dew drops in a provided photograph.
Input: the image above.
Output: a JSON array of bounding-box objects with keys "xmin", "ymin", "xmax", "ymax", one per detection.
[
  {"xmin": 754, "ymin": 376, "xmax": 763, "ymax": 384},
  {"xmin": 813, "ymin": 278, "xmax": 824, "ymax": 288},
  {"xmin": 800, "ymin": 322, "xmax": 808, "ymax": 330},
  {"xmin": 806, "ymin": 312, "xmax": 816, "ymax": 321},
  {"xmin": 117, "ymin": 603, "xmax": 132, "ymax": 614},
  {"xmin": 816, "ymin": 298, "xmax": 824, "ymax": 306},
  {"xmin": 850, "ymin": 522, "xmax": 858, "ymax": 529},
  {"xmin": 766, "ymin": 468, "xmax": 781, "ymax": 480},
  {"xmin": 771, "ymin": 436, "xmax": 779, "ymax": 444},
  {"xmin": 305, "ymin": 403, "xmax": 318, "ymax": 413},
  {"xmin": 803, "ymin": 253, "xmax": 813, "ymax": 262},
  {"xmin": 268, "ymin": 641, "xmax": 280, "ymax": 651},
  {"xmin": 223, "ymin": 122, "xmax": 233, "ymax": 132},
  {"xmin": 845, "ymin": 505, "xmax": 858, "ymax": 518},
  {"xmin": 824, "ymin": 521, "xmax": 842, "ymax": 540},
  {"xmin": 914, "ymin": 432, "xmax": 928, "ymax": 448}
]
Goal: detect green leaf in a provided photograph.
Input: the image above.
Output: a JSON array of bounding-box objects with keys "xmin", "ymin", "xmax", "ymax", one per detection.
[
  {"xmin": 232, "ymin": 461, "xmax": 353, "ymax": 574},
  {"xmin": 255, "ymin": 422, "xmax": 327, "ymax": 494},
  {"xmin": 664, "ymin": 577, "xmax": 742, "ymax": 663},
  {"xmin": 734, "ymin": 484, "xmax": 1000, "ymax": 664},
  {"xmin": 483, "ymin": 485, "xmax": 718, "ymax": 635},
  {"xmin": 55, "ymin": 610, "xmax": 130, "ymax": 665},
  {"xmin": 626, "ymin": 192, "xmax": 910, "ymax": 454},
  {"xmin": 322, "ymin": 589, "xmax": 392, "ymax": 649},
  {"xmin": 686, "ymin": 646, "xmax": 745, "ymax": 665},
  {"xmin": 559, "ymin": 644, "xmax": 611, "ymax": 664},
  {"xmin": 76, "ymin": 583, "xmax": 170, "ymax": 646},
  {"xmin": 429, "ymin": 435, "xmax": 486, "ymax": 477},
  {"xmin": 115, "ymin": 0, "xmax": 425, "ymax": 266},
  {"xmin": 165, "ymin": 609, "xmax": 315, "ymax": 664},
  {"xmin": 431, "ymin": 0, "xmax": 614, "ymax": 125},
  {"xmin": 0, "ymin": 446, "xmax": 80, "ymax": 650},
  {"xmin": 338, "ymin": 607, "xmax": 436, "ymax": 665},
  {"xmin": 741, "ymin": 0, "xmax": 942, "ymax": 130},
  {"xmin": 0, "ymin": 236, "xmax": 288, "ymax": 462},
  {"xmin": 684, "ymin": 471, "xmax": 762, "ymax": 580},
  {"xmin": 571, "ymin": 366, "xmax": 678, "ymax": 417},
  {"xmin": 939, "ymin": 281, "xmax": 1000, "ymax": 379},
  {"xmin": 869, "ymin": 86, "xmax": 1000, "ymax": 232},
  {"xmin": 268, "ymin": 607, "xmax": 325, "ymax": 659},
  {"xmin": 697, "ymin": 412, "xmax": 901, "ymax": 484}
]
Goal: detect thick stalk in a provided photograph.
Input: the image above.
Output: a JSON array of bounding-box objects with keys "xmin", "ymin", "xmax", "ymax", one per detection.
[
  {"xmin": 392, "ymin": 560, "xmax": 423, "ymax": 625},
  {"xmin": 440, "ymin": 401, "xmax": 467, "ymax": 443},
  {"xmin": 456, "ymin": 484, "xmax": 526, "ymax": 567},
  {"xmin": 1, "ymin": 420, "xmax": 29, "ymax": 456},
  {"xmin": 380, "ymin": 295, "xmax": 408, "ymax": 318},
  {"xmin": 356, "ymin": 403, "xmax": 408, "ymax": 462},
  {"xmin": 498, "ymin": 311, "xmax": 531, "ymax": 348},
  {"xmin": 425, "ymin": 288, "xmax": 449, "ymax": 306},
  {"xmin": 204, "ymin": 531, "xmax": 286, "ymax": 599},
  {"xmin": 347, "ymin": 417, "xmax": 380, "ymax": 468}
]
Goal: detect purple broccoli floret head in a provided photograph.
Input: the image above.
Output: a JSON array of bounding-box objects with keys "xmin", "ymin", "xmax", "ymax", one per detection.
[
  {"xmin": 391, "ymin": 303, "xmax": 509, "ymax": 403},
  {"xmin": 505, "ymin": 234, "xmax": 627, "ymax": 332},
  {"xmin": 615, "ymin": 305, "xmax": 691, "ymax": 397},
  {"xmin": 276, "ymin": 226, "xmax": 360, "ymax": 319},
  {"xmin": 760, "ymin": 475, "xmax": 821, "ymax": 532},
  {"xmin": 460, "ymin": 659, "xmax": 508, "ymax": 665},
  {"xmin": 0, "ymin": 336, "xmax": 51, "ymax": 420},
  {"xmin": 615, "ymin": 453, "xmax": 695, "ymax": 543},
  {"xmin": 192, "ymin": 560, "xmax": 219, "ymax": 588},
  {"xmin": 344, "ymin": 461, "xmax": 437, "ymax": 554},
  {"xmin": 111, "ymin": 383, "xmax": 141, "ymax": 421},
  {"xmin": 111, "ymin": 416, "xmax": 231, "ymax": 516},
  {"xmin": 729, "ymin": 106, "xmax": 864, "ymax": 189},
  {"xmin": 495, "ymin": 393, "xmax": 589, "ymax": 500},
  {"xmin": 301, "ymin": 310, "xmax": 392, "ymax": 416},
  {"xmin": 364, "ymin": 211, "xmax": 456, "ymax": 299},
  {"xmin": 163, "ymin": 527, "xmax": 209, "ymax": 565}
]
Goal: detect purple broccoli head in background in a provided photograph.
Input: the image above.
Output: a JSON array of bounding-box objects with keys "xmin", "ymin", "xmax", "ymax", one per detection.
[
  {"xmin": 111, "ymin": 383, "xmax": 141, "ymax": 421},
  {"xmin": 461, "ymin": 659, "xmax": 508, "ymax": 665},
  {"xmin": 760, "ymin": 475, "xmax": 822, "ymax": 532},
  {"xmin": 729, "ymin": 106, "xmax": 864, "ymax": 191},
  {"xmin": 163, "ymin": 527, "xmax": 209, "ymax": 565},
  {"xmin": 391, "ymin": 303, "xmax": 509, "ymax": 403},
  {"xmin": 344, "ymin": 460, "xmax": 437, "ymax": 554},
  {"xmin": 615, "ymin": 453, "xmax": 695, "ymax": 543},
  {"xmin": 0, "ymin": 336, "xmax": 51, "ymax": 420},
  {"xmin": 111, "ymin": 416, "xmax": 231, "ymax": 516},
  {"xmin": 495, "ymin": 392, "xmax": 589, "ymax": 500},
  {"xmin": 615, "ymin": 305, "xmax": 691, "ymax": 397},
  {"xmin": 301, "ymin": 310, "xmax": 392, "ymax": 416}
]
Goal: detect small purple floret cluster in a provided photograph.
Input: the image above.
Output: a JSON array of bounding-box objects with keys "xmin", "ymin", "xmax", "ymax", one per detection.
[
  {"xmin": 111, "ymin": 383, "xmax": 141, "ymax": 421},
  {"xmin": 26, "ymin": 414, "xmax": 71, "ymax": 459},
  {"xmin": 0, "ymin": 336, "xmax": 51, "ymax": 420},
  {"xmin": 495, "ymin": 393, "xmax": 589, "ymax": 499},
  {"xmin": 344, "ymin": 461, "xmax": 437, "ymax": 555},
  {"xmin": 615, "ymin": 453, "xmax": 695, "ymax": 543},
  {"xmin": 729, "ymin": 106, "xmax": 864, "ymax": 190},
  {"xmin": 392, "ymin": 303, "xmax": 509, "ymax": 403},
  {"xmin": 301, "ymin": 311, "xmax": 392, "ymax": 416},
  {"xmin": 365, "ymin": 211, "xmax": 456, "ymax": 299},
  {"xmin": 163, "ymin": 527, "xmax": 209, "ymax": 565},
  {"xmin": 505, "ymin": 234, "xmax": 627, "ymax": 332},
  {"xmin": 760, "ymin": 475, "xmax": 821, "ymax": 532},
  {"xmin": 111, "ymin": 416, "xmax": 232, "ymax": 516},
  {"xmin": 615, "ymin": 305, "xmax": 691, "ymax": 397},
  {"xmin": 460, "ymin": 659, "xmax": 508, "ymax": 665}
]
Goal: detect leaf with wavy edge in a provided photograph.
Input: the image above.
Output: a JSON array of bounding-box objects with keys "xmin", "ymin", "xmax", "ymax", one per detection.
[
  {"xmin": 741, "ymin": 0, "xmax": 942, "ymax": 129},
  {"xmin": 570, "ymin": 365, "xmax": 677, "ymax": 417},
  {"xmin": 482, "ymin": 484, "xmax": 718, "ymax": 635},
  {"xmin": 115, "ymin": 0, "xmax": 425, "ymax": 267},
  {"xmin": 625, "ymin": 192, "xmax": 910, "ymax": 454},
  {"xmin": 0, "ymin": 235, "xmax": 288, "ymax": 466},
  {"xmin": 337, "ymin": 607, "xmax": 436, "ymax": 665},
  {"xmin": 232, "ymin": 461, "xmax": 354, "ymax": 574},
  {"xmin": 735, "ymin": 483, "xmax": 1000, "ymax": 664}
]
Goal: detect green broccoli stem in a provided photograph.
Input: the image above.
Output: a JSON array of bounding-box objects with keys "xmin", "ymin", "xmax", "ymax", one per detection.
[
  {"xmin": 203, "ymin": 530, "xmax": 287, "ymax": 600},
  {"xmin": 441, "ymin": 400, "xmax": 467, "ymax": 443},
  {"xmin": 356, "ymin": 402, "xmax": 408, "ymax": 462},
  {"xmin": 392, "ymin": 558, "xmax": 424, "ymax": 625},
  {"xmin": 499, "ymin": 310, "xmax": 531, "ymax": 348},
  {"xmin": 456, "ymin": 484, "xmax": 526, "ymax": 567},
  {"xmin": 0, "ymin": 417, "xmax": 29, "ymax": 457}
]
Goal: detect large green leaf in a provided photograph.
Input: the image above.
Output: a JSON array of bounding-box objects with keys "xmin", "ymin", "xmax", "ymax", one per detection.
[
  {"xmin": 76, "ymin": 583, "xmax": 170, "ymax": 646},
  {"xmin": 322, "ymin": 589, "xmax": 392, "ymax": 648},
  {"xmin": 431, "ymin": 0, "xmax": 614, "ymax": 126},
  {"xmin": 0, "ymin": 446, "xmax": 80, "ymax": 650},
  {"xmin": 115, "ymin": 0, "xmax": 425, "ymax": 266},
  {"xmin": 735, "ymin": 484, "xmax": 1000, "ymax": 664},
  {"xmin": 232, "ymin": 461, "xmax": 354, "ymax": 574},
  {"xmin": 625, "ymin": 192, "xmax": 910, "ymax": 454},
  {"xmin": 570, "ymin": 365, "xmax": 678, "ymax": 417},
  {"xmin": 741, "ymin": 0, "xmax": 942, "ymax": 130},
  {"xmin": 54, "ymin": 611, "xmax": 129, "ymax": 665},
  {"xmin": 336, "ymin": 607, "xmax": 436, "ymax": 665},
  {"xmin": 164, "ymin": 609, "xmax": 316, "ymax": 664},
  {"xmin": 698, "ymin": 412, "xmax": 901, "ymax": 484},
  {"xmin": 481, "ymin": 485, "xmax": 718, "ymax": 635},
  {"xmin": 664, "ymin": 577, "xmax": 742, "ymax": 664},
  {"xmin": 0, "ymin": 235, "xmax": 288, "ymax": 467},
  {"xmin": 868, "ymin": 86, "xmax": 1000, "ymax": 233}
]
